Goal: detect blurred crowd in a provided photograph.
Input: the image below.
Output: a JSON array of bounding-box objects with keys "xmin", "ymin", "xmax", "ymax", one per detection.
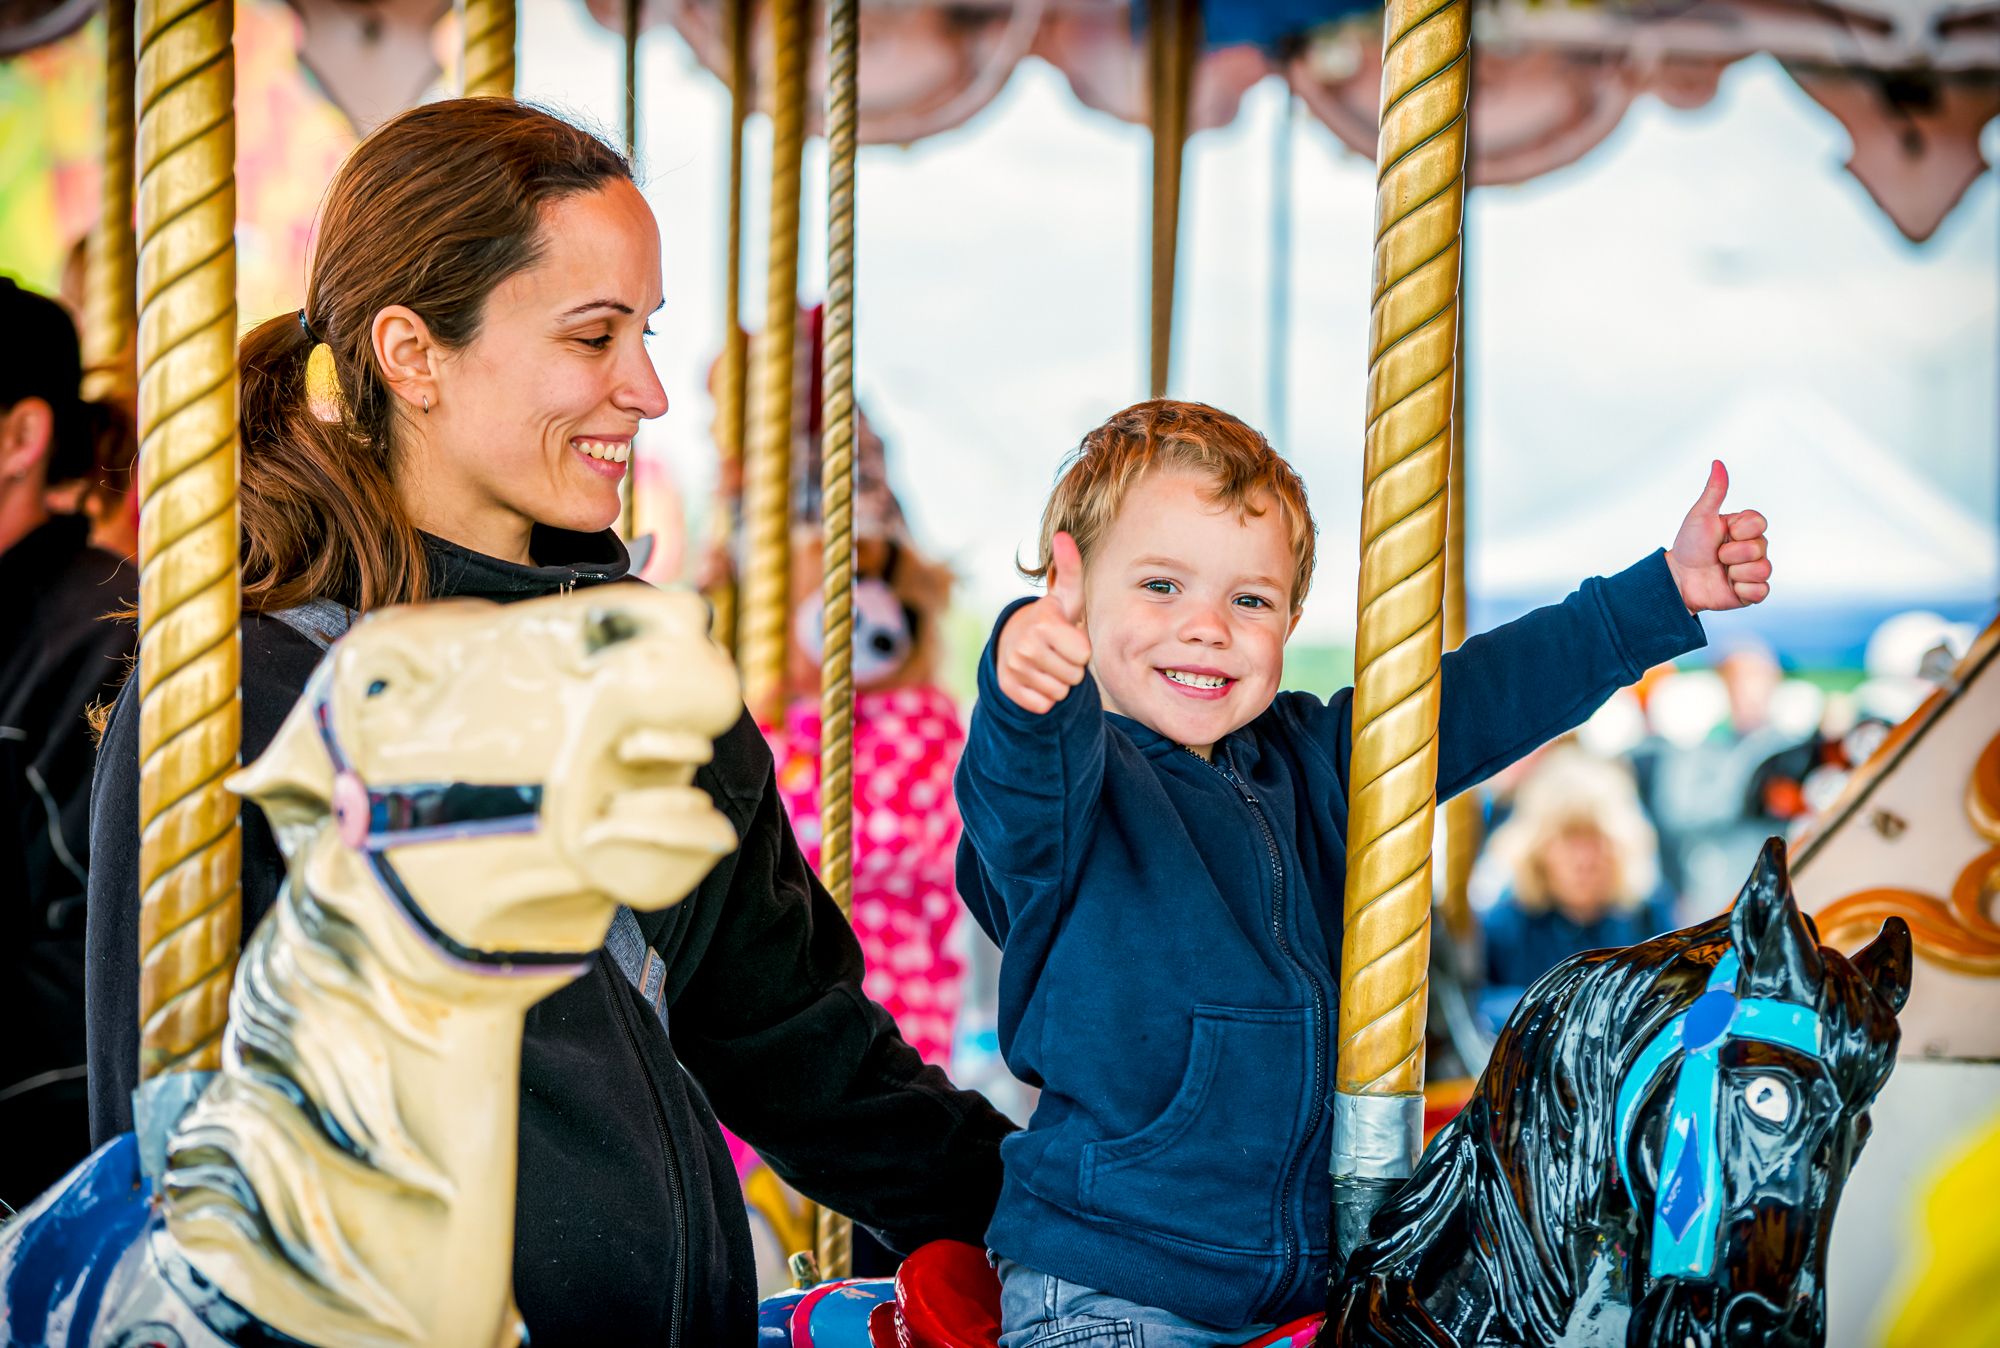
[{"xmin": 1464, "ymin": 614, "xmax": 1979, "ymax": 1032}]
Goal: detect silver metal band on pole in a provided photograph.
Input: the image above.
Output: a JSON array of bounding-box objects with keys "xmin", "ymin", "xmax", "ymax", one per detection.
[{"xmin": 1330, "ymin": 1090, "xmax": 1424, "ymax": 1180}]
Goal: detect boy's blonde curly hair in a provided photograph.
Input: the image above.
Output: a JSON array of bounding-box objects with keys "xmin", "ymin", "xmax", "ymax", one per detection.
[{"xmin": 1024, "ymin": 399, "xmax": 1318, "ymax": 609}]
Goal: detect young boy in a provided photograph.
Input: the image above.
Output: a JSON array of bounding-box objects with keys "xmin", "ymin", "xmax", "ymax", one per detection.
[{"xmin": 954, "ymin": 400, "xmax": 1769, "ymax": 1345}]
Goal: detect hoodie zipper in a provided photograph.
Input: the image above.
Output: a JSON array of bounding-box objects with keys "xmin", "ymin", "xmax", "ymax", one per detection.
[
  {"xmin": 1188, "ymin": 744, "xmax": 1327, "ymax": 1313},
  {"xmin": 606, "ymin": 968, "xmax": 690, "ymax": 1346}
]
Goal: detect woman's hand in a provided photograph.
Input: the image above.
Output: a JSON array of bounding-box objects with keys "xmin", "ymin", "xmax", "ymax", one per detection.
[
  {"xmin": 997, "ymin": 532, "xmax": 1092, "ymax": 713},
  {"xmin": 1665, "ymin": 460, "xmax": 1771, "ymax": 614}
]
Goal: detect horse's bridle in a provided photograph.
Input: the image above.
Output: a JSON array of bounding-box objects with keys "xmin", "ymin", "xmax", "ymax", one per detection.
[
  {"xmin": 305, "ymin": 660, "xmax": 598, "ymax": 977},
  {"xmin": 1613, "ymin": 945, "xmax": 1825, "ymax": 1281}
]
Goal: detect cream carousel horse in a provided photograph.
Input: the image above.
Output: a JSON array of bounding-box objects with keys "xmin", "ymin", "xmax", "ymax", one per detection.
[{"xmin": 0, "ymin": 589, "xmax": 741, "ymax": 1348}]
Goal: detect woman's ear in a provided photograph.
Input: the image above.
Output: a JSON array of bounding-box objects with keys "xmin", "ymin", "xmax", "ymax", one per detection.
[{"xmin": 371, "ymin": 304, "xmax": 441, "ymax": 414}]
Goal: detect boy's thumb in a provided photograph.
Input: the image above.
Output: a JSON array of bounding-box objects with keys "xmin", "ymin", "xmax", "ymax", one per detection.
[
  {"xmin": 1049, "ymin": 531, "xmax": 1085, "ymax": 622},
  {"xmin": 1694, "ymin": 459, "xmax": 1730, "ymax": 514}
]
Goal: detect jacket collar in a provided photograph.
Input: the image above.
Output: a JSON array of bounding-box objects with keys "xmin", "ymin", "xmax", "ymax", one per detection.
[{"xmin": 421, "ymin": 526, "xmax": 631, "ymax": 602}]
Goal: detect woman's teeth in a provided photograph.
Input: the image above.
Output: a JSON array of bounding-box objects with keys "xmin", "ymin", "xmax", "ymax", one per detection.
[
  {"xmin": 1163, "ymin": 670, "xmax": 1229, "ymax": 689},
  {"xmin": 574, "ymin": 438, "xmax": 631, "ymax": 463}
]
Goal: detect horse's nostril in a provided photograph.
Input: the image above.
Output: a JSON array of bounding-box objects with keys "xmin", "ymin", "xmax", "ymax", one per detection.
[
  {"xmin": 585, "ymin": 608, "xmax": 642, "ymax": 655},
  {"xmin": 869, "ymin": 632, "xmax": 897, "ymax": 655}
]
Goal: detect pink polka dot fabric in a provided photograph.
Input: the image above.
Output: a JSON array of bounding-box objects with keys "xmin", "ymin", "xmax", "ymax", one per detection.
[{"xmin": 765, "ymin": 685, "xmax": 968, "ymax": 1066}]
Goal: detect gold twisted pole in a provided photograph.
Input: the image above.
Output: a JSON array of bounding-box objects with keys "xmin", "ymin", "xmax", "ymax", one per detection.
[
  {"xmin": 460, "ymin": 0, "xmax": 516, "ymax": 98},
  {"xmin": 1146, "ymin": 0, "xmax": 1196, "ymax": 400},
  {"xmin": 83, "ymin": 0, "xmax": 137, "ymax": 403},
  {"xmin": 813, "ymin": 0, "xmax": 860, "ymax": 1281},
  {"xmin": 705, "ymin": 0, "xmax": 751, "ymax": 657},
  {"xmin": 134, "ymin": 0, "xmax": 241, "ymax": 1081},
  {"xmin": 1328, "ymin": 0, "xmax": 1469, "ymax": 1263},
  {"xmin": 741, "ymin": 0, "xmax": 807, "ymax": 722},
  {"xmin": 1440, "ymin": 222, "xmax": 1479, "ymax": 947}
]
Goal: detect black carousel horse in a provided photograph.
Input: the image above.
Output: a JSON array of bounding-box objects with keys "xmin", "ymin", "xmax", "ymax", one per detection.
[{"xmin": 1322, "ymin": 839, "xmax": 1910, "ymax": 1347}]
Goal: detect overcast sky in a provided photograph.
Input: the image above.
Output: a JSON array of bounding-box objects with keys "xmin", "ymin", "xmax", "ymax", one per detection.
[{"xmin": 516, "ymin": 4, "xmax": 1998, "ymax": 646}]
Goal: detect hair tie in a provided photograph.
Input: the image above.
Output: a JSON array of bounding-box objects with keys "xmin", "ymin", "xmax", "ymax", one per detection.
[{"xmin": 298, "ymin": 309, "xmax": 344, "ymax": 425}]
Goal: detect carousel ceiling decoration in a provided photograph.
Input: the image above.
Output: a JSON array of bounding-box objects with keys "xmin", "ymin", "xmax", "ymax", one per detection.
[{"xmin": 5, "ymin": 0, "xmax": 1991, "ymax": 240}]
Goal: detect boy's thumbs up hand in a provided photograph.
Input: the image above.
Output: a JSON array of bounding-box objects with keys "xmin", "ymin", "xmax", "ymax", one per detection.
[
  {"xmin": 1665, "ymin": 460, "xmax": 1772, "ymax": 615},
  {"xmin": 998, "ymin": 531, "xmax": 1094, "ymax": 713}
]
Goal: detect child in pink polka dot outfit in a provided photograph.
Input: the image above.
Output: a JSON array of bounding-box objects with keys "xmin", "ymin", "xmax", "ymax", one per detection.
[{"xmin": 769, "ymin": 677, "xmax": 966, "ymax": 1064}]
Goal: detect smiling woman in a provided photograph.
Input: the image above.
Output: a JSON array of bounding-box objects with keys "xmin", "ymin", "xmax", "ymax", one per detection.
[{"xmin": 83, "ymin": 97, "xmax": 1014, "ymax": 1346}]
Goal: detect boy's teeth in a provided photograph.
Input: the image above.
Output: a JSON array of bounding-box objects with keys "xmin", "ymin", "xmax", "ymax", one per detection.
[
  {"xmin": 1164, "ymin": 670, "xmax": 1228, "ymax": 689},
  {"xmin": 575, "ymin": 439, "xmax": 630, "ymax": 463}
]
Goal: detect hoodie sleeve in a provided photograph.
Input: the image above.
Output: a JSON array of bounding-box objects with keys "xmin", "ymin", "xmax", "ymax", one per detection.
[
  {"xmin": 1301, "ymin": 550, "xmax": 1705, "ymax": 803},
  {"xmin": 668, "ymin": 711, "xmax": 1015, "ymax": 1253},
  {"xmin": 950, "ymin": 598, "xmax": 1108, "ymax": 948}
]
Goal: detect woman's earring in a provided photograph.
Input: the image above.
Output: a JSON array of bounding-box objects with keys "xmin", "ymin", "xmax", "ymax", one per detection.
[{"xmin": 421, "ymin": 395, "xmax": 430, "ymax": 415}]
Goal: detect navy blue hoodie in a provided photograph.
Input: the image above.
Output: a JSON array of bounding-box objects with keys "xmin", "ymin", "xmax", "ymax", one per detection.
[{"xmin": 954, "ymin": 550, "xmax": 1705, "ymax": 1328}]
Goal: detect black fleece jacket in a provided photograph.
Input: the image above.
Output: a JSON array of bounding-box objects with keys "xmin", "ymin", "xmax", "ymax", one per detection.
[
  {"xmin": 2, "ymin": 514, "xmax": 135, "ymax": 1208},
  {"xmin": 85, "ymin": 527, "xmax": 1013, "ymax": 1345}
]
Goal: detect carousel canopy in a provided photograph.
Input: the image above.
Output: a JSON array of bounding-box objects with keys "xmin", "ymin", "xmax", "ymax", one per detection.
[{"xmin": 6, "ymin": 0, "xmax": 1992, "ymax": 243}]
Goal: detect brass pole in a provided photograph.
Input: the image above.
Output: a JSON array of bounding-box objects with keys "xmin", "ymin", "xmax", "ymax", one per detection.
[
  {"xmin": 83, "ymin": 0, "xmax": 137, "ymax": 403},
  {"xmin": 1146, "ymin": 0, "xmax": 1196, "ymax": 400},
  {"xmin": 1441, "ymin": 163, "xmax": 1479, "ymax": 949},
  {"xmin": 1330, "ymin": 0, "xmax": 1469, "ymax": 1261},
  {"xmin": 706, "ymin": 0, "xmax": 751, "ymax": 656},
  {"xmin": 460, "ymin": 0, "xmax": 516, "ymax": 98},
  {"xmin": 618, "ymin": 0, "xmax": 641, "ymax": 541},
  {"xmin": 741, "ymin": 0, "xmax": 807, "ymax": 722},
  {"xmin": 134, "ymin": 0, "xmax": 241, "ymax": 1080},
  {"xmin": 813, "ymin": 0, "xmax": 860, "ymax": 1279}
]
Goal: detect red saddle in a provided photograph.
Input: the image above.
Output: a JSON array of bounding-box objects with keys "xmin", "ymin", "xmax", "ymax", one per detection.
[{"xmin": 875, "ymin": 1241, "xmax": 1321, "ymax": 1348}]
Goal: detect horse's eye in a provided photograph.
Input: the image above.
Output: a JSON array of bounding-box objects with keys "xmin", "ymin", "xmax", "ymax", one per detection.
[
  {"xmin": 366, "ymin": 679, "xmax": 389, "ymax": 698},
  {"xmin": 1745, "ymin": 1075, "xmax": 1791, "ymax": 1124}
]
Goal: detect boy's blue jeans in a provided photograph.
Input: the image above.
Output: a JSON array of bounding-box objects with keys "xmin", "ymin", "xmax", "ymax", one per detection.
[{"xmin": 995, "ymin": 1255, "xmax": 1278, "ymax": 1348}]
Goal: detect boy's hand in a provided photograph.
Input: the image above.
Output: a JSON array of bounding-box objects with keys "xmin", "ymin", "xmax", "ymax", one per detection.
[
  {"xmin": 1665, "ymin": 460, "xmax": 1771, "ymax": 614},
  {"xmin": 997, "ymin": 531, "xmax": 1093, "ymax": 713}
]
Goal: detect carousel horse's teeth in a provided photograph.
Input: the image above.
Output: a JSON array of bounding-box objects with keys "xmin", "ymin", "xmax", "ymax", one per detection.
[
  {"xmin": 1163, "ymin": 669, "xmax": 1229, "ymax": 689},
  {"xmin": 574, "ymin": 438, "xmax": 631, "ymax": 463},
  {"xmin": 616, "ymin": 728, "xmax": 714, "ymax": 768}
]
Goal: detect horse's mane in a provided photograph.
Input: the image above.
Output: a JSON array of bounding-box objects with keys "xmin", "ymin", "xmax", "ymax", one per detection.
[{"xmin": 160, "ymin": 836, "xmax": 450, "ymax": 1332}]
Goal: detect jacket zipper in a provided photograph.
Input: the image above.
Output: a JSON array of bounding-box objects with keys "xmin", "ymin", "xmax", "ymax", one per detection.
[
  {"xmin": 606, "ymin": 969, "xmax": 690, "ymax": 1346},
  {"xmin": 1190, "ymin": 745, "xmax": 1327, "ymax": 1313}
]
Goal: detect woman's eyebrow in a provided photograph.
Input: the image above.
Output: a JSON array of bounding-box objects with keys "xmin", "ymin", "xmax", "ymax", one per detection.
[{"xmin": 558, "ymin": 298, "xmax": 665, "ymax": 319}]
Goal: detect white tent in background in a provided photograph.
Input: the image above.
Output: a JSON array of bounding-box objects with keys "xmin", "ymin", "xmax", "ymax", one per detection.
[{"xmin": 1477, "ymin": 387, "xmax": 1998, "ymax": 609}]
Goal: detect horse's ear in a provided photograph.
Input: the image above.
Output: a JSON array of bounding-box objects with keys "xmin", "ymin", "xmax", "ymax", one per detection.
[
  {"xmin": 1729, "ymin": 837, "xmax": 1825, "ymax": 997},
  {"xmin": 1850, "ymin": 916, "xmax": 1913, "ymax": 1015},
  {"xmin": 229, "ymin": 695, "xmax": 336, "ymax": 848}
]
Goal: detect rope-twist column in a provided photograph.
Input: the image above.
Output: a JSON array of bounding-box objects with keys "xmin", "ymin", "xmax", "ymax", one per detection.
[
  {"xmin": 1328, "ymin": 0, "xmax": 1469, "ymax": 1264},
  {"xmin": 705, "ymin": 0, "xmax": 751, "ymax": 656},
  {"xmin": 1441, "ymin": 294, "xmax": 1480, "ymax": 946},
  {"xmin": 813, "ymin": 0, "xmax": 860, "ymax": 1280},
  {"xmin": 1146, "ymin": 0, "xmax": 1196, "ymax": 400},
  {"xmin": 460, "ymin": 0, "xmax": 516, "ymax": 98},
  {"xmin": 84, "ymin": 0, "xmax": 137, "ymax": 402},
  {"xmin": 741, "ymin": 0, "xmax": 807, "ymax": 721},
  {"xmin": 134, "ymin": 0, "xmax": 241, "ymax": 1081}
]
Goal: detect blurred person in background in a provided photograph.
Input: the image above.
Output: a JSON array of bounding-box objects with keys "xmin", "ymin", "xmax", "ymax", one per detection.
[
  {"xmin": 0, "ymin": 278, "xmax": 137, "ymax": 1207},
  {"xmin": 1477, "ymin": 748, "xmax": 1675, "ymax": 1031}
]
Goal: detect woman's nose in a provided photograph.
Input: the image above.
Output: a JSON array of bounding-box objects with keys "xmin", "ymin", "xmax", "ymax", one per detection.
[{"xmin": 619, "ymin": 350, "xmax": 670, "ymax": 420}]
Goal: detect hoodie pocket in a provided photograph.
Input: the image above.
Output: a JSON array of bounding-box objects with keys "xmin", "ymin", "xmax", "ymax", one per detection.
[{"xmin": 1078, "ymin": 1004, "xmax": 1309, "ymax": 1254}]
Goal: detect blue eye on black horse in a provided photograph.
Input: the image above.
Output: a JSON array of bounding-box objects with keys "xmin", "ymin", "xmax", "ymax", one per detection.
[{"xmin": 1324, "ymin": 838, "xmax": 1910, "ymax": 1348}]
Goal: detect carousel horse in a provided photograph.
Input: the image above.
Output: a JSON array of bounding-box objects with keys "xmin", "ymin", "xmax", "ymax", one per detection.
[
  {"xmin": 0, "ymin": 589, "xmax": 742, "ymax": 1348},
  {"xmin": 763, "ymin": 841, "xmax": 1909, "ymax": 1348}
]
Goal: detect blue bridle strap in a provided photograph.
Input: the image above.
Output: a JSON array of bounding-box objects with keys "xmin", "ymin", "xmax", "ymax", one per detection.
[{"xmin": 1613, "ymin": 947, "xmax": 1824, "ymax": 1280}]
